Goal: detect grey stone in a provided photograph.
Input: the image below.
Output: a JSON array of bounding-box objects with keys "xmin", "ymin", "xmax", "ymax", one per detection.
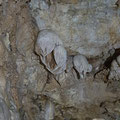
[
  {"xmin": 109, "ymin": 55, "xmax": 120, "ymax": 80},
  {"xmin": 30, "ymin": 0, "xmax": 120, "ymax": 57},
  {"xmin": 73, "ymin": 55, "xmax": 92, "ymax": 79},
  {"xmin": 0, "ymin": 97, "xmax": 10, "ymax": 120}
]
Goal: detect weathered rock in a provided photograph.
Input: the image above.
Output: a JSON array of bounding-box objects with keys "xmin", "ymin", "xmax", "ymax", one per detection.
[
  {"xmin": 60, "ymin": 82, "xmax": 115, "ymax": 107},
  {"xmin": 0, "ymin": 41, "xmax": 5, "ymax": 66},
  {"xmin": 53, "ymin": 45, "xmax": 67, "ymax": 75},
  {"xmin": 35, "ymin": 30, "xmax": 67, "ymax": 76},
  {"xmin": 93, "ymin": 118, "xmax": 105, "ymax": 120},
  {"xmin": 30, "ymin": 0, "xmax": 120, "ymax": 57},
  {"xmin": 0, "ymin": 97, "xmax": 11, "ymax": 120},
  {"xmin": 0, "ymin": 0, "xmax": 2, "ymax": 5},
  {"xmin": 66, "ymin": 56, "xmax": 74, "ymax": 73},
  {"xmin": 73, "ymin": 55, "xmax": 92, "ymax": 79},
  {"xmin": 45, "ymin": 100, "xmax": 55, "ymax": 120},
  {"xmin": 2, "ymin": 33, "xmax": 11, "ymax": 51},
  {"xmin": 0, "ymin": 0, "xmax": 120, "ymax": 120},
  {"xmin": 0, "ymin": 69, "xmax": 6, "ymax": 97},
  {"xmin": 35, "ymin": 30, "xmax": 63, "ymax": 56},
  {"xmin": 16, "ymin": 6, "xmax": 38, "ymax": 56},
  {"xmin": 109, "ymin": 55, "xmax": 120, "ymax": 80}
]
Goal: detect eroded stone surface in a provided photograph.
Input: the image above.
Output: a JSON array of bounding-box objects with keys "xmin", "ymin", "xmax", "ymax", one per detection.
[
  {"xmin": 109, "ymin": 55, "xmax": 120, "ymax": 80},
  {"xmin": 30, "ymin": 0, "xmax": 120, "ymax": 57},
  {"xmin": 0, "ymin": 0, "xmax": 120, "ymax": 120}
]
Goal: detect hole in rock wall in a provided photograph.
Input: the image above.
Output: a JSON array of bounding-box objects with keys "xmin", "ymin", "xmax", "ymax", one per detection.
[{"xmin": 104, "ymin": 48, "xmax": 120, "ymax": 69}]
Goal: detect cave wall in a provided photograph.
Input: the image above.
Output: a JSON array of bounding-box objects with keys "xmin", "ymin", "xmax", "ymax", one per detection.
[{"xmin": 0, "ymin": 0, "xmax": 120, "ymax": 120}]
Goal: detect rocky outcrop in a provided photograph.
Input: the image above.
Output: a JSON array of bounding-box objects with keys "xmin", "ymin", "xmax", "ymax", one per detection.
[{"xmin": 0, "ymin": 0, "xmax": 120, "ymax": 120}]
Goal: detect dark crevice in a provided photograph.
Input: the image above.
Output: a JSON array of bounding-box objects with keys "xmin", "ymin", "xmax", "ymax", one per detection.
[
  {"xmin": 94, "ymin": 48, "xmax": 120, "ymax": 78},
  {"xmin": 104, "ymin": 48, "xmax": 120, "ymax": 69},
  {"xmin": 73, "ymin": 67, "xmax": 80, "ymax": 79}
]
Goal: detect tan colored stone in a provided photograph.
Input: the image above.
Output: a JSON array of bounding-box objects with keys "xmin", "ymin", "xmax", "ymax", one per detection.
[
  {"xmin": 16, "ymin": 6, "xmax": 38, "ymax": 56},
  {"xmin": 0, "ymin": 0, "xmax": 2, "ymax": 5},
  {"xmin": 0, "ymin": 41, "xmax": 5, "ymax": 66}
]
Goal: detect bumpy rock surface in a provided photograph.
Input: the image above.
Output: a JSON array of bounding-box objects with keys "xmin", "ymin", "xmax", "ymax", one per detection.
[
  {"xmin": 0, "ymin": 0, "xmax": 120, "ymax": 120},
  {"xmin": 30, "ymin": 0, "xmax": 120, "ymax": 57}
]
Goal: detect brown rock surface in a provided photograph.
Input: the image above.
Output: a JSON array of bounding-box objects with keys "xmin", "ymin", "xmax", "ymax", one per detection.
[{"xmin": 0, "ymin": 0, "xmax": 120, "ymax": 120}]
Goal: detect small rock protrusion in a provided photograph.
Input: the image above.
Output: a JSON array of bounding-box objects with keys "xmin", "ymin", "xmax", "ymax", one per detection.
[
  {"xmin": 35, "ymin": 30, "xmax": 67, "ymax": 83},
  {"xmin": 108, "ymin": 55, "xmax": 120, "ymax": 80},
  {"xmin": 115, "ymin": 0, "xmax": 120, "ymax": 7},
  {"xmin": 73, "ymin": 55, "xmax": 92, "ymax": 79},
  {"xmin": 45, "ymin": 100, "xmax": 55, "ymax": 120}
]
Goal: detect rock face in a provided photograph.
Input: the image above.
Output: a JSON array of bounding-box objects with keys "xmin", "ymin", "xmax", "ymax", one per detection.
[
  {"xmin": 35, "ymin": 30, "xmax": 67, "ymax": 76},
  {"xmin": 0, "ymin": 0, "xmax": 120, "ymax": 120},
  {"xmin": 30, "ymin": 0, "xmax": 120, "ymax": 57},
  {"xmin": 109, "ymin": 55, "xmax": 120, "ymax": 80},
  {"xmin": 73, "ymin": 54, "xmax": 92, "ymax": 79}
]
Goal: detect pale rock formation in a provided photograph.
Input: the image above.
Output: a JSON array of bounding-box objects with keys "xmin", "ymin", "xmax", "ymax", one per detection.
[
  {"xmin": 45, "ymin": 100, "xmax": 55, "ymax": 120},
  {"xmin": 35, "ymin": 30, "xmax": 63, "ymax": 56},
  {"xmin": 73, "ymin": 55, "xmax": 92, "ymax": 79},
  {"xmin": 30, "ymin": 0, "xmax": 120, "ymax": 57},
  {"xmin": 66, "ymin": 56, "xmax": 74, "ymax": 73},
  {"xmin": 2, "ymin": 33, "xmax": 10, "ymax": 51},
  {"xmin": 53, "ymin": 45, "xmax": 67, "ymax": 75},
  {"xmin": 0, "ymin": 0, "xmax": 120, "ymax": 120},
  {"xmin": 35, "ymin": 30, "xmax": 67, "ymax": 76}
]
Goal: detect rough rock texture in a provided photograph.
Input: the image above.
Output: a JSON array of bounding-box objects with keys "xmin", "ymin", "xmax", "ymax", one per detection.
[
  {"xmin": 0, "ymin": 0, "xmax": 120, "ymax": 120},
  {"xmin": 30, "ymin": 0, "xmax": 120, "ymax": 57}
]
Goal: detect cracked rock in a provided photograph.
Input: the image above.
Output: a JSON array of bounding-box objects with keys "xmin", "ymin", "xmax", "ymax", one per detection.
[{"xmin": 109, "ymin": 55, "xmax": 120, "ymax": 81}]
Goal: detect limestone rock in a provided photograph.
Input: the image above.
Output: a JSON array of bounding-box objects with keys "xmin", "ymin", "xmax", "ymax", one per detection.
[
  {"xmin": 35, "ymin": 30, "xmax": 63, "ymax": 56},
  {"xmin": 0, "ymin": 97, "xmax": 11, "ymax": 120},
  {"xmin": 66, "ymin": 56, "xmax": 74, "ymax": 73},
  {"xmin": 73, "ymin": 55, "xmax": 92, "ymax": 79},
  {"xmin": 0, "ymin": 0, "xmax": 120, "ymax": 120},
  {"xmin": 30, "ymin": 0, "xmax": 120, "ymax": 57},
  {"xmin": 35, "ymin": 30, "xmax": 67, "ymax": 75},
  {"xmin": 2, "ymin": 33, "xmax": 10, "ymax": 51},
  {"xmin": 53, "ymin": 45, "xmax": 67, "ymax": 75},
  {"xmin": 16, "ymin": 6, "xmax": 38, "ymax": 56},
  {"xmin": 45, "ymin": 100, "xmax": 55, "ymax": 120},
  {"xmin": 0, "ymin": 69, "xmax": 6, "ymax": 95},
  {"xmin": 108, "ymin": 55, "xmax": 120, "ymax": 80},
  {"xmin": 0, "ymin": 41, "xmax": 5, "ymax": 66},
  {"xmin": 54, "ymin": 0, "xmax": 79, "ymax": 4}
]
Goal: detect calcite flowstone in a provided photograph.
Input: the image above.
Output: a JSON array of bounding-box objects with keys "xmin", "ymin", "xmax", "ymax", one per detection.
[
  {"xmin": 30, "ymin": 0, "xmax": 120, "ymax": 57},
  {"xmin": 73, "ymin": 54, "xmax": 92, "ymax": 79},
  {"xmin": 45, "ymin": 100, "xmax": 55, "ymax": 120},
  {"xmin": 35, "ymin": 30, "xmax": 67, "ymax": 75}
]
